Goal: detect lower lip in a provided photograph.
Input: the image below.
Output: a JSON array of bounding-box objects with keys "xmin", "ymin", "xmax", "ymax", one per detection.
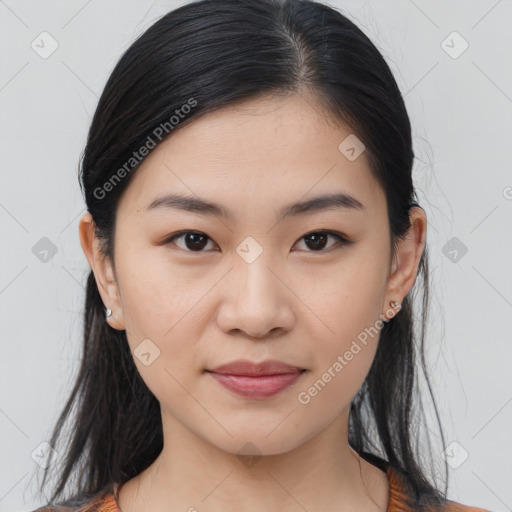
[{"xmin": 207, "ymin": 371, "xmax": 305, "ymax": 398}]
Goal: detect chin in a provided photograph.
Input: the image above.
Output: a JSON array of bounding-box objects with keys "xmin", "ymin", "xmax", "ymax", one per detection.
[{"xmin": 203, "ymin": 427, "xmax": 307, "ymax": 459}]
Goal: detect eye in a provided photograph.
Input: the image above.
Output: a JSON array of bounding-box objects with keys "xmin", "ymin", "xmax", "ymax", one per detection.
[
  {"xmin": 165, "ymin": 231, "xmax": 217, "ymax": 252},
  {"xmin": 293, "ymin": 230, "xmax": 351, "ymax": 253},
  {"xmin": 164, "ymin": 230, "xmax": 352, "ymax": 253}
]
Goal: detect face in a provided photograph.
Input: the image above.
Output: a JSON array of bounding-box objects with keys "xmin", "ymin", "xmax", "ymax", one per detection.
[{"xmin": 81, "ymin": 92, "xmax": 424, "ymax": 457}]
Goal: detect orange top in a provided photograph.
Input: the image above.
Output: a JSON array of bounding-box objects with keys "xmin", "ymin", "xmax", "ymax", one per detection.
[{"xmin": 33, "ymin": 464, "xmax": 493, "ymax": 512}]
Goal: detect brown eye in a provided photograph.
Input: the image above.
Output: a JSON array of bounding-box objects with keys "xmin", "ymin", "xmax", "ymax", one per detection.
[
  {"xmin": 166, "ymin": 231, "xmax": 216, "ymax": 252},
  {"xmin": 294, "ymin": 231, "xmax": 350, "ymax": 252},
  {"xmin": 164, "ymin": 229, "xmax": 352, "ymax": 254}
]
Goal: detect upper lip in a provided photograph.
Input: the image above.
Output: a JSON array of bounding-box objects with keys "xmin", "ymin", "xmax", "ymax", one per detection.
[{"xmin": 208, "ymin": 359, "xmax": 305, "ymax": 376}]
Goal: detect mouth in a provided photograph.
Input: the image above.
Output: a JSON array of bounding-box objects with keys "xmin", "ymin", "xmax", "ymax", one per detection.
[{"xmin": 205, "ymin": 369, "xmax": 307, "ymax": 399}]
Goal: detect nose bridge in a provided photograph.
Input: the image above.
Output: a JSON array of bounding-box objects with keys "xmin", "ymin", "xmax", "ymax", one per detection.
[
  {"xmin": 216, "ymin": 236, "xmax": 294, "ymax": 337},
  {"xmin": 233, "ymin": 238, "xmax": 279, "ymax": 306}
]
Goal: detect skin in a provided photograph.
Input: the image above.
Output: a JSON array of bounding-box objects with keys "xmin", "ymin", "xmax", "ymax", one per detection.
[{"xmin": 79, "ymin": 91, "xmax": 427, "ymax": 512}]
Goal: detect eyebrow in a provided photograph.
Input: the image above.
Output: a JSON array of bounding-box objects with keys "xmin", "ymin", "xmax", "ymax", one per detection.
[{"xmin": 145, "ymin": 192, "xmax": 365, "ymax": 222}]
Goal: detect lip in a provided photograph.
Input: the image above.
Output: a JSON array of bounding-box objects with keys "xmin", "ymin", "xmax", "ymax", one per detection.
[
  {"xmin": 206, "ymin": 359, "xmax": 307, "ymax": 399},
  {"xmin": 208, "ymin": 359, "xmax": 305, "ymax": 376}
]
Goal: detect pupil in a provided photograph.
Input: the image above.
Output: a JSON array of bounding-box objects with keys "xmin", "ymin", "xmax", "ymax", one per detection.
[
  {"xmin": 187, "ymin": 233, "xmax": 207, "ymax": 250},
  {"xmin": 307, "ymin": 233, "xmax": 327, "ymax": 250}
]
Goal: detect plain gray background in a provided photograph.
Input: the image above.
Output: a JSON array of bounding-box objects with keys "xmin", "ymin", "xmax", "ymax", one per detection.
[{"xmin": 1, "ymin": 1, "xmax": 511, "ymax": 511}]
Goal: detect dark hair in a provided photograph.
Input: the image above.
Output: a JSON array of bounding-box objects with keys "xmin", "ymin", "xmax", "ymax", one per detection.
[{"xmin": 34, "ymin": 0, "xmax": 449, "ymax": 509}]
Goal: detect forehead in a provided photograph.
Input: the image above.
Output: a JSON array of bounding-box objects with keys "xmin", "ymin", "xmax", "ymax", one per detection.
[{"xmin": 117, "ymin": 92, "xmax": 385, "ymax": 220}]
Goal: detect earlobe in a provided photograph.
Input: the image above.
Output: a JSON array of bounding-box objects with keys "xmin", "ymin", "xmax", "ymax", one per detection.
[
  {"xmin": 78, "ymin": 212, "xmax": 126, "ymax": 331},
  {"xmin": 380, "ymin": 299, "xmax": 402, "ymax": 322}
]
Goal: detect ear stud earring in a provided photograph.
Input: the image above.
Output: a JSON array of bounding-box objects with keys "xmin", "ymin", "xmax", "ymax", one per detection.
[
  {"xmin": 381, "ymin": 300, "xmax": 402, "ymax": 323},
  {"xmin": 106, "ymin": 308, "xmax": 112, "ymax": 319}
]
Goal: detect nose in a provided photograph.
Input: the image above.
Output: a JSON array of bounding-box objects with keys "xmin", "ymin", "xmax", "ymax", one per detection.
[{"xmin": 215, "ymin": 256, "xmax": 295, "ymax": 339}]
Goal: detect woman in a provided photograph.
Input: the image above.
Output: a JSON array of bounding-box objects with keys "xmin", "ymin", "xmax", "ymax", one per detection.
[{"xmin": 33, "ymin": 0, "xmax": 492, "ymax": 510}]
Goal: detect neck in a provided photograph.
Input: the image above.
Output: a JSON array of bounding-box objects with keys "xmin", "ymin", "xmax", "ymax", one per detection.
[{"xmin": 117, "ymin": 409, "xmax": 390, "ymax": 512}]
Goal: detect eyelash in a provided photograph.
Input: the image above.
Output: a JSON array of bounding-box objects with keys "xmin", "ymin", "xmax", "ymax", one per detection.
[{"xmin": 163, "ymin": 230, "xmax": 353, "ymax": 254}]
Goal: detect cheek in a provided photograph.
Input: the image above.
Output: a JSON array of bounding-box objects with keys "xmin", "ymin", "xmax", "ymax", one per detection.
[
  {"xmin": 303, "ymin": 252, "xmax": 387, "ymax": 342},
  {"xmin": 299, "ymin": 254, "xmax": 386, "ymax": 398},
  {"xmin": 297, "ymin": 307, "xmax": 381, "ymax": 418},
  {"xmin": 116, "ymin": 246, "xmax": 199, "ymax": 333},
  {"xmin": 115, "ymin": 255, "xmax": 204, "ymax": 410},
  {"xmin": 114, "ymin": 249, "xmax": 205, "ymax": 380}
]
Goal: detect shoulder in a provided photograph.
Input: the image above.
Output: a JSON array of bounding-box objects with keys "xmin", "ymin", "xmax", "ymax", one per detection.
[
  {"xmin": 30, "ymin": 490, "xmax": 118, "ymax": 512},
  {"xmin": 386, "ymin": 464, "xmax": 493, "ymax": 512},
  {"xmin": 440, "ymin": 499, "xmax": 494, "ymax": 511}
]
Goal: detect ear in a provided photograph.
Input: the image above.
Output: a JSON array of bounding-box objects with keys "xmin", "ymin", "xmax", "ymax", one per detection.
[
  {"xmin": 78, "ymin": 211, "xmax": 126, "ymax": 331},
  {"xmin": 383, "ymin": 206, "xmax": 427, "ymax": 319}
]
